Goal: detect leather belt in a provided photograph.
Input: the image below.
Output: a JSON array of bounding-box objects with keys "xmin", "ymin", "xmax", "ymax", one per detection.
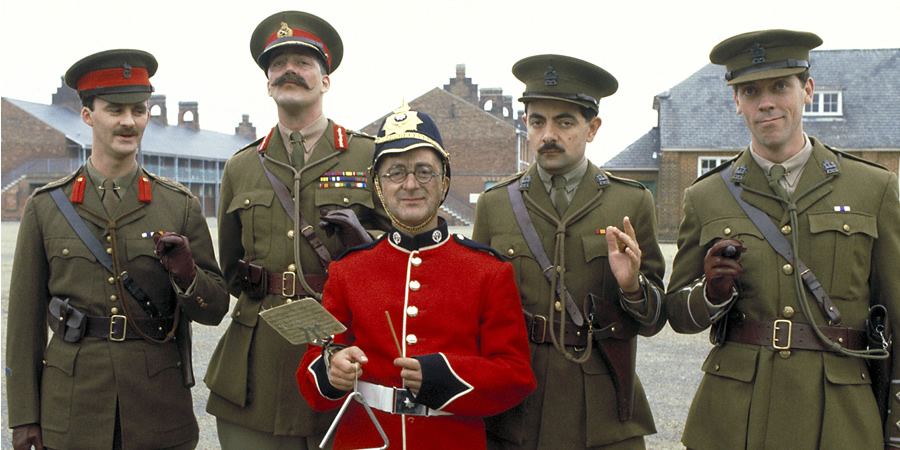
[
  {"xmin": 524, "ymin": 311, "xmax": 589, "ymax": 347},
  {"xmin": 265, "ymin": 272, "xmax": 328, "ymax": 297},
  {"xmin": 726, "ymin": 317, "xmax": 867, "ymax": 351},
  {"xmin": 84, "ymin": 315, "xmax": 172, "ymax": 341},
  {"xmin": 356, "ymin": 381, "xmax": 452, "ymax": 417}
]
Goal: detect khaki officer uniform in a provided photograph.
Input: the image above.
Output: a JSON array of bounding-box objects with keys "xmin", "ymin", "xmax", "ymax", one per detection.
[
  {"xmin": 473, "ymin": 55, "xmax": 666, "ymax": 449},
  {"xmin": 665, "ymin": 30, "xmax": 900, "ymax": 449},
  {"xmin": 5, "ymin": 49, "xmax": 229, "ymax": 449},
  {"xmin": 204, "ymin": 10, "xmax": 390, "ymax": 444}
]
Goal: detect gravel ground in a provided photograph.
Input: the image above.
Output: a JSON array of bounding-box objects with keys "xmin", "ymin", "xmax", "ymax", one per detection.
[{"xmin": 1, "ymin": 220, "xmax": 710, "ymax": 449}]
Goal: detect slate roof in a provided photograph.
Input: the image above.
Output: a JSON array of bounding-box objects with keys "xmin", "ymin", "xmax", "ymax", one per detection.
[
  {"xmin": 5, "ymin": 98, "xmax": 251, "ymax": 160},
  {"xmin": 657, "ymin": 48, "xmax": 900, "ymax": 150},
  {"xmin": 602, "ymin": 127, "xmax": 660, "ymax": 170}
]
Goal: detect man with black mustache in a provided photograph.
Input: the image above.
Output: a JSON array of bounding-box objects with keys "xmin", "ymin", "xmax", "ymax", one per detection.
[
  {"xmin": 472, "ymin": 55, "xmax": 666, "ymax": 449},
  {"xmin": 205, "ymin": 10, "xmax": 389, "ymax": 449}
]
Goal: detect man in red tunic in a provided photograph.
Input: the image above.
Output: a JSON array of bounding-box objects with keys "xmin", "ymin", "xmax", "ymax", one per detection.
[{"xmin": 297, "ymin": 102, "xmax": 536, "ymax": 449}]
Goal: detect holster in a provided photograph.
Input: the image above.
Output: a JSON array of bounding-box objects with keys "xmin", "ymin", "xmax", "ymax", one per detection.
[
  {"xmin": 589, "ymin": 293, "xmax": 640, "ymax": 422},
  {"xmin": 238, "ymin": 259, "xmax": 267, "ymax": 299},
  {"xmin": 175, "ymin": 309, "xmax": 195, "ymax": 388},
  {"xmin": 48, "ymin": 297, "xmax": 86, "ymax": 343},
  {"xmin": 866, "ymin": 304, "xmax": 892, "ymax": 425}
]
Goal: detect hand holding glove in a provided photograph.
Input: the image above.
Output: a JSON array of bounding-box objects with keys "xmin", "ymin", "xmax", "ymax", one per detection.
[
  {"xmin": 704, "ymin": 239, "xmax": 747, "ymax": 304},
  {"xmin": 153, "ymin": 232, "xmax": 196, "ymax": 290},
  {"xmin": 319, "ymin": 208, "xmax": 372, "ymax": 249}
]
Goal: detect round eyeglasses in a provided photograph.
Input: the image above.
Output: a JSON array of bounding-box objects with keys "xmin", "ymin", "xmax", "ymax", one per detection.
[{"xmin": 381, "ymin": 166, "xmax": 441, "ymax": 184}]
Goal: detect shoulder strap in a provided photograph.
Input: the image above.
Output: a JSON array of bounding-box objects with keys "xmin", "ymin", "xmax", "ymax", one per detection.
[
  {"xmin": 257, "ymin": 153, "xmax": 332, "ymax": 268},
  {"xmin": 719, "ymin": 165, "xmax": 841, "ymax": 325},
  {"xmin": 507, "ymin": 181, "xmax": 585, "ymax": 326},
  {"xmin": 49, "ymin": 188, "xmax": 163, "ymax": 318}
]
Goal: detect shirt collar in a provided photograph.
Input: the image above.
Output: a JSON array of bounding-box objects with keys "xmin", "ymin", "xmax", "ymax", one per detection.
[
  {"xmin": 85, "ymin": 158, "xmax": 139, "ymax": 198},
  {"xmin": 749, "ymin": 133, "xmax": 813, "ymax": 187},
  {"xmin": 278, "ymin": 113, "xmax": 328, "ymax": 155},
  {"xmin": 535, "ymin": 157, "xmax": 589, "ymax": 193}
]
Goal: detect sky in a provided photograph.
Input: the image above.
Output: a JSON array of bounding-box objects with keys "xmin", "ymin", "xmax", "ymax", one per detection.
[{"xmin": 2, "ymin": 0, "xmax": 898, "ymax": 165}]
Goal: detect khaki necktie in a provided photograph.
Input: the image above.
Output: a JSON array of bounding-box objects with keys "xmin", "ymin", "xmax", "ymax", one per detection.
[
  {"xmin": 101, "ymin": 179, "xmax": 119, "ymax": 215},
  {"xmin": 290, "ymin": 131, "xmax": 305, "ymax": 171},
  {"xmin": 551, "ymin": 175, "xmax": 569, "ymax": 217},
  {"xmin": 768, "ymin": 164, "xmax": 790, "ymax": 202}
]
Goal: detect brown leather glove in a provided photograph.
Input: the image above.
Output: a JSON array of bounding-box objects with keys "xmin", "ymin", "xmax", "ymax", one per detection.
[
  {"xmin": 12, "ymin": 424, "xmax": 43, "ymax": 450},
  {"xmin": 153, "ymin": 232, "xmax": 196, "ymax": 290},
  {"xmin": 319, "ymin": 208, "xmax": 372, "ymax": 249},
  {"xmin": 704, "ymin": 239, "xmax": 747, "ymax": 304}
]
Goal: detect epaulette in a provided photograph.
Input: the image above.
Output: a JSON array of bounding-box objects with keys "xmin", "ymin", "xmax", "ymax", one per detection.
[
  {"xmin": 484, "ymin": 171, "xmax": 527, "ymax": 193},
  {"xmin": 334, "ymin": 232, "xmax": 386, "ymax": 261},
  {"xmin": 604, "ymin": 171, "xmax": 646, "ymax": 190},
  {"xmin": 826, "ymin": 145, "xmax": 890, "ymax": 172},
  {"xmin": 693, "ymin": 153, "xmax": 741, "ymax": 185},
  {"xmin": 32, "ymin": 169, "xmax": 81, "ymax": 196},
  {"xmin": 144, "ymin": 170, "xmax": 194, "ymax": 196},
  {"xmin": 234, "ymin": 136, "xmax": 265, "ymax": 156},
  {"xmin": 346, "ymin": 128, "xmax": 375, "ymax": 140},
  {"xmin": 451, "ymin": 233, "xmax": 506, "ymax": 262}
]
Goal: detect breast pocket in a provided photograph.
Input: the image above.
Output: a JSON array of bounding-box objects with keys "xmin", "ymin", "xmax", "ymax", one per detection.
[
  {"xmin": 809, "ymin": 211, "xmax": 877, "ymax": 301},
  {"xmin": 492, "ymin": 234, "xmax": 539, "ymax": 307},
  {"xmin": 699, "ymin": 216, "xmax": 766, "ymax": 299},
  {"xmin": 315, "ymin": 185, "xmax": 375, "ymax": 211},
  {"xmin": 226, "ymin": 190, "xmax": 275, "ymax": 260}
]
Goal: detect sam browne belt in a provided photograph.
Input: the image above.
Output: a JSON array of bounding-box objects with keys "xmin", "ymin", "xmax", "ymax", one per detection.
[{"xmin": 725, "ymin": 316, "xmax": 867, "ymax": 351}]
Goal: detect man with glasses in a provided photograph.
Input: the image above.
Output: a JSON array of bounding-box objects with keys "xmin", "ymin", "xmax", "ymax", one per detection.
[{"xmin": 297, "ymin": 103, "xmax": 536, "ymax": 449}]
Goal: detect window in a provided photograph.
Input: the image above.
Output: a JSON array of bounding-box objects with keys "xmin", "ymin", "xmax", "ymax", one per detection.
[
  {"xmin": 698, "ymin": 157, "xmax": 731, "ymax": 177},
  {"xmin": 805, "ymin": 91, "xmax": 842, "ymax": 116}
]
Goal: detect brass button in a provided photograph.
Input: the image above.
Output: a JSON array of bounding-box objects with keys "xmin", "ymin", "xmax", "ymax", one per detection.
[
  {"xmin": 287, "ymin": 264, "xmax": 296, "ymax": 272},
  {"xmin": 861, "ymin": 372, "xmax": 867, "ymax": 380},
  {"xmin": 406, "ymin": 334, "xmax": 418, "ymax": 345},
  {"xmin": 843, "ymin": 224, "xmax": 851, "ymax": 232},
  {"xmin": 782, "ymin": 264, "xmax": 794, "ymax": 275},
  {"xmin": 62, "ymin": 248, "xmax": 70, "ymax": 256},
  {"xmin": 43, "ymin": 360, "xmax": 47, "ymax": 366},
  {"xmin": 407, "ymin": 306, "xmax": 418, "ymax": 317},
  {"xmin": 107, "ymin": 236, "xmax": 112, "ymax": 243},
  {"xmin": 555, "ymin": 301, "xmax": 563, "ymax": 312},
  {"xmin": 343, "ymin": 197, "xmax": 350, "ymax": 205},
  {"xmin": 111, "ymin": 307, "xmax": 119, "ymax": 314},
  {"xmin": 507, "ymin": 248, "xmax": 515, "ymax": 257},
  {"xmin": 108, "ymin": 277, "xmax": 115, "ymax": 284},
  {"xmin": 235, "ymin": 311, "xmax": 241, "ymax": 317},
  {"xmin": 109, "ymin": 295, "xmax": 117, "ymax": 302},
  {"xmin": 779, "ymin": 350, "xmax": 791, "ymax": 359},
  {"xmin": 409, "ymin": 280, "xmax": 421, "ymax": 291},
  {"xmin": 106, "ymin": 248, "xmax": 113, "ymax": 255},
  {"xmin": 411, "ymin": 257, "xmax": 422, "ymax": 267},
  {"xmin": 781, "ymin": 225, "xmax": 792, "ymax": 235},
  {"xmin": 285, "ymin": 299, "xmax": 293, "ymax": 304},
  {"xmin": 244, "ymin": 199, "xmax": 251, "ymax": 206},
  {"xmin": 723, "ymin": 227, "xmax": 732, "ymax": 236},
  {"xmin": 287, "ymin": 230, "xmax": 294, "ymax": 239},
  {"xmin": 715, "ymin": 364, "xmax": 720, "ymax": 372},
  {"xmin": 782, "ymin": 306, "xmax": 794, "ymax": 318}
]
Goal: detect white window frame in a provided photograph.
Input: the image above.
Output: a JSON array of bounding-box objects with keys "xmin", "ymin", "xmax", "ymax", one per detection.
[
  {"xmin": 805, "ymin": 90, "xmax": 843, "ymax": 116},
  {"xmin": 698, "ymin": 157, "xmax": 731, "ymax": 177}
]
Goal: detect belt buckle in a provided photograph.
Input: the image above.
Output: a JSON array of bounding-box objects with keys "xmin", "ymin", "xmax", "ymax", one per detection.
[
  {"xmin": 773, "ymin": 319, "xmax": 792, "ymax": 350},
  {"xmin": 110, "ymin": 315, "xmax": 127, "ymax": 341},
  {"xmin": 393, "ymin": 388, "xmax": 427, "ymax": 416},
  {"xmin": 531, "ymin": 315, "xmax": 548, "ymax": 344},
  {"xmin": 282, "ymin": 271, "xmax": 296, "ymax": 297}
]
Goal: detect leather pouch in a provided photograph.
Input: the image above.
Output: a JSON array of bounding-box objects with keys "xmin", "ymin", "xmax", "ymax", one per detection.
[
  {"xmin": 48, "ymin": 297, "xmax": 86, "ymax": 343},
  {"xmin": 238, "ymin": 259, "xmax": 267, "ymax": 300}
]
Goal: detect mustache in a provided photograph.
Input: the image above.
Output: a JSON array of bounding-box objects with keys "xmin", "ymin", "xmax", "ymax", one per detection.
[
  {"xmin": 114, "ymin": 127, "xmax": 138, "ymax": 136},
  {"xmin": 537, "ymin": 143, "xmax": 565, "ymax": 153},
  {"xmin": 271, "ymin": 73, "xmax": 312, "ymax": 89}
]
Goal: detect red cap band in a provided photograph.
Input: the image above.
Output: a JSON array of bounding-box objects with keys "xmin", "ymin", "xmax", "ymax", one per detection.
[
  {"xmin": 264, "ymin": 28, "xmax": 331, "ymax": 70},
  {"xmin": 76, "ymin": 67, "xmax": 151, "ymax": 92}
]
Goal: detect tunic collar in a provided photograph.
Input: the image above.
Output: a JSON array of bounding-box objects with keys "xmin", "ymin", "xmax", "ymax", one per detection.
[{"xmin": 386, "ymin": 217, "xmax": 450, "ymax": 252}]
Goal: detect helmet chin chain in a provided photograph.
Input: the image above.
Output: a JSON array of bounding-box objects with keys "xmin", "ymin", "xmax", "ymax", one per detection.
[{"xmin": 374, "ymin": 175, "xmax": 446, "ymax": 235}]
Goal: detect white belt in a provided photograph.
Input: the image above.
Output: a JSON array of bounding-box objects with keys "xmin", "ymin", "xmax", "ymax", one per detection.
[{"xmin": 356, "ymin": 381, "xmax": 452, "ymax": 417}]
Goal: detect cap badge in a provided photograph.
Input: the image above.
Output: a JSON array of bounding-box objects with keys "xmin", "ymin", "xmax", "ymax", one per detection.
[
  {"xmin": 381, "ymin": 101, "xmax": 423, "ymax": 137},
  {"xmin": 278, "ymin": 22, "xmax": 293, "ymax": 38},
  {"xmin": 123, "ymin": 63, "xmax": 132, "ymax": 79},
  {"xmin": 750, "ymin": 43, "xmax": 766, "ymax": 64},
  {"xmin": 544, "ymin": 66, "xmax": 558, "ymax": 86}
]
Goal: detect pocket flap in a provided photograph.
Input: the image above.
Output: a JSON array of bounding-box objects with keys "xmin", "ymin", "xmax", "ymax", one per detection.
[
  {"xmin": 701, "ymin": 345, "xmax": 759, "ymax": 382},
  {"xmin": 226, "ymin": 190, "xmax": 274, "ymax": 214},
  {"xmin": 809, "ymin": 211, "xmax": 877, "ymax": 238}
]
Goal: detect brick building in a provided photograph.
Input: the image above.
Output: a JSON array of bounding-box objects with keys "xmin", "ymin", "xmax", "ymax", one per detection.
[
  {"xmin": 603, "ymin": 48, "xmax": 900, "ymax": 241},
  {"xmin": 2, "ymin": 79, "xmax": 255, "ymax": 220},
  {"xmin": 361, "ymin": 65, "xmax": 530, "ymax": 225}
]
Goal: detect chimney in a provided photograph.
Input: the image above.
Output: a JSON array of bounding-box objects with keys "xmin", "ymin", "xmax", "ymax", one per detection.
[
  {"xmin": 235, "ymin": 114, "xmax": 257, "ymax": 140},
  {"xmin": 479, "ymin": 87, "xmax": 514, "ymax": 122},
  {"xmin": 443, "ymin": 64, "xmax": 477, "ymax": 105},
  {"xmin": 149, "ymin": 95, "xmax": 168, "ymax": 127},
  {"xmin": 178, "ymin": 101, "xmax": 200, "ymax": 131},
  {"xmin": 51, "ymin": 76, "xmax": 81, "ymax": 112}
]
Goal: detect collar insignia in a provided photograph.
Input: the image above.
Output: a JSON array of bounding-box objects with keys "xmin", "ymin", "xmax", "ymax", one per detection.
[
  {"xmin": 392, "ymin": 232, "xmax": 402, "ymax": 245},
  {"xmin": 750, "ymin": 43, "xmax": 766, "ymax": 64},
  {"xmin": 520, "ymin": 174, "xmax": 532, "ymax": 189},
  {"xmin": 732, "ymin": 164, "xmax": 748, "ymax": 180},
  {"xmin": 823, "ymin": 160, "xmax": 839, "ymax": 175},
  {"xmin": 595, "ymin": 172, "xmax": 610, "ymax": 187},
  {"xmin": 278, "ymin": 22, "xmax": 293, "ymax": 38},
  {"xmin": 431, "ymin": 230, "xmax": 442, "ymax": 243},
  {"xmin": 544, "ymin": 66, "xmax": 558, "ymax": 86}
]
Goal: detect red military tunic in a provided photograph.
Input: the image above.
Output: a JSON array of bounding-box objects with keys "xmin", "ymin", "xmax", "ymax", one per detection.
[{"xmin": 298, "ymin": 220, "xmax": 536, "ymax": 449}]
